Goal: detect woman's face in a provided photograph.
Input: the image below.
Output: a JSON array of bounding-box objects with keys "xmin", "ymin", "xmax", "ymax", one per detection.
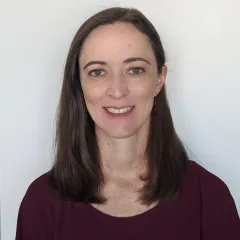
[{"xmin": 79, "ymin": 22, "xmax": 167, "ymax": 139}]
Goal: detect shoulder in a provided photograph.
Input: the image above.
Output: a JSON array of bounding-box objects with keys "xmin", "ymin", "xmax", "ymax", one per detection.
[
  {"xmin": 19, "ymin": 171, "xmax": 61, "ymax": 215},
  {"xmin": 185, "ymin": 160, "xmax": 240, "ymax": 238},
  {"xmin": 23, "ymin": 172, "xmax": 56, "ymax": 199},
  {"xmin": 186, "ymin": 160, "xmax": 230, "ymax": 192},
  {"xmin": 16, "ymin": 172, "xmax": 61, "ymax": 239},
  {"xmin": 185, "ymin": 160, "xmax": 235, "ymax": 207},
  {"xmin": 182, "ymin": 160, "xmax": 236, "ymax": 209}
]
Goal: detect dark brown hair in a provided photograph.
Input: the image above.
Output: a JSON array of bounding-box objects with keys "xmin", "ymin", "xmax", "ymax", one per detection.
[{"xmin": 49, "ymin": 7, "xmax": 188, "ymax": 205}]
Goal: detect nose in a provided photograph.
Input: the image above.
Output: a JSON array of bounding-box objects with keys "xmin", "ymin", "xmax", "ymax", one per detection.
[{"xmin": 106, "ymin": 74, "xmax": 129, "ymax": 99}]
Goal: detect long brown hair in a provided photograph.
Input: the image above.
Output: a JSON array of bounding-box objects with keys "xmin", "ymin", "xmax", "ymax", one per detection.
[{"xmin": 49, "ymin": 7, "xmax": 188, "ymax": 205}]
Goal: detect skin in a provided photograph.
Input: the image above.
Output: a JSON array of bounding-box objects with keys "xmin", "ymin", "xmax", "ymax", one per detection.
[{"xmin": 79, "ymin": 22, "xmax": 168, "ymax": 216}]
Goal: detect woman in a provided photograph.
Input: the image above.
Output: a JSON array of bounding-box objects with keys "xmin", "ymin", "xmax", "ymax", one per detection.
[{"xmin": 16, "ymin": 7, "xmax": 240, "ymax": 240}]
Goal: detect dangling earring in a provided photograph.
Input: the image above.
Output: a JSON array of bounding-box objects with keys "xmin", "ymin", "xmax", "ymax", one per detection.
[{"xmin": 152, "ymin": 97, "xmax": 157, "ymax": 116}]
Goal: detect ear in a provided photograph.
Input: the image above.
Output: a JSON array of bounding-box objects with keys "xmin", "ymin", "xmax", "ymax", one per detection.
[{"xmin": 154, "ymin": 65, "xmax": 168, "ymax": 97}]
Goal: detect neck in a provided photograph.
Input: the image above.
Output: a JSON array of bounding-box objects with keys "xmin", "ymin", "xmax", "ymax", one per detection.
[{"xmin": 95, "ymin": 126, "xmax": 149, "ymax": 178}]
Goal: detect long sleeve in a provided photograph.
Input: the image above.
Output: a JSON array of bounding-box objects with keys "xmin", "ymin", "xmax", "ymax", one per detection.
[
  {"xmin": 15, "ymin": 174, "xmax": 55, "ymax": 240},
  {"xmin": 200, "ymin": 167, "xmax": 240, "ymax": 239}
]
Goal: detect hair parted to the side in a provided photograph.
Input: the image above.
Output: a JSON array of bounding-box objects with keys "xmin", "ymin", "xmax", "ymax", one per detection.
[{"xmin": 49, "ymin": 7, "xmax": 189, "ymax": 205}]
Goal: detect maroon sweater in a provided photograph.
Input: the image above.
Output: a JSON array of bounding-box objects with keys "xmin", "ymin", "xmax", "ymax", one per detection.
[{"xmin": 16, "ymin": 161, "xmax": 240, "ymax": 240}]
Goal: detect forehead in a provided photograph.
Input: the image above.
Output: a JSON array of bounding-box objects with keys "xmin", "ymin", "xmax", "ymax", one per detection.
[{"xmin": 80, "ymin": 22, "xmax": 154, "ymax": 62}]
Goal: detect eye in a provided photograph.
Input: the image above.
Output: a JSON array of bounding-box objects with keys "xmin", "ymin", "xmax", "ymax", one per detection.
[
  {"xmin": 128, "ymin": 67, "xmax": 145, "ymax": 75},
  {"xmin": 88, "ymin": 69, "xmax": 105, "ymax": 77}
]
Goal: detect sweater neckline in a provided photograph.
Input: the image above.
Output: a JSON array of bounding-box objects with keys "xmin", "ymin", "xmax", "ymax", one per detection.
[{"xmin": 86, "ymin": 201, "xmax": 163, "ymax": 221}]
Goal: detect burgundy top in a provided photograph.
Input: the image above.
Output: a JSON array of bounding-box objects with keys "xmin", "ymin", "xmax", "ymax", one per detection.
[{"xmin": 16, "ymin": 161, "xmax": 240, "ymax": 240}]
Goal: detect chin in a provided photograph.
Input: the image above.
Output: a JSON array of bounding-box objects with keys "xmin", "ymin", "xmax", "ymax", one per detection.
[
  {"xmin": 94, "ymin": 114, "xmax": 151, "ymax": 140},
  {"xmin": 110, "ymin": 132, "xmax": 136, "ymax": 139},
  {"xmin": 105, "ymin": 128, "xmax": 137, "ymax": 139},
  {"xmin": 95, "ymin": 123, "xmax": 138, "ymax": 139}
]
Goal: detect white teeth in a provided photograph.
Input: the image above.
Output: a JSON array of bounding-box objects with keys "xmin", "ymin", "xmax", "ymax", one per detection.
[{"xmin": 106, "ymin": 106, "xmax": 133, "ymax": 114}]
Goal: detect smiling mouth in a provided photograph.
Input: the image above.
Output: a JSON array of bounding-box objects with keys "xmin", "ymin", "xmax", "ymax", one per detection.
[{"xmin": 104, "ymin": 106, "xmax": 134, "ymax": 114}]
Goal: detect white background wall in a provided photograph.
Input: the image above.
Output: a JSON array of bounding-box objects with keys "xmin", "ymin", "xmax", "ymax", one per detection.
[{"xmin": 0, "ymin": 0, "xmax": 239, "ymax": 239}]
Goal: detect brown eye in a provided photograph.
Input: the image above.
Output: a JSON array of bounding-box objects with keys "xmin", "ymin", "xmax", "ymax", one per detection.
[
  {"xmin": 89, "ymin": 69, "xmax": 105, "ymax": 77},
  {"xmin": 128, "ymin": 67, "xmax": 145, "ymax": 75}
]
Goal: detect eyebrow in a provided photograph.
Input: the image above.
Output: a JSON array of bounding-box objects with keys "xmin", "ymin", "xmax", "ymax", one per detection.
[
  {"xmin": 123, "ymin": 57, "xmax": 151, "ymax": 65},
  {"xmin": 83, "ymin": 61, "xmax": 106, "ymax": 70},
  {"xmin": 83, "ymin": 57, "xmax": 151, "ymax": 70}
]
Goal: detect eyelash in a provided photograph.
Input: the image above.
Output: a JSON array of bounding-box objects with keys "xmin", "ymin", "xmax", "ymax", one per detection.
[
  {"xmin": 127, "ymin": 67, "xmax": 145, "ymax": 75},
  {"xmin": 88, "ymin": 67, "xmax": 145, "ymax": 77},
  {"xmin": 88, "ymin": 69, "xmax": 105, "ymax": 77}
]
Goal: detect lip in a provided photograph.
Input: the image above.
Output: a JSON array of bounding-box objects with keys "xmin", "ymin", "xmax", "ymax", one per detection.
[
  {"xmin": 103, "ymin": 106, "xmax": 135, "ymax": 118},
  {"xmin": 103, "ymin": 106, "xmax": 134, "ymax": 109}
]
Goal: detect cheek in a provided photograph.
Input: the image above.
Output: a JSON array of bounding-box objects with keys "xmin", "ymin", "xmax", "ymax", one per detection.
[
  {"xmin": 80, "ymin": 82, "xmax": 106, "ymax": 120},
  {"xmin": 81, "ymin": 82, "xmax": 105, "ymax": 104},
  {"xmin": 131, "ymin": 77, "xmax": 156, "ymax": 101},
  {"xmin": 130, "ymin": 83, "xmax": 155, "ymax": 118}
]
